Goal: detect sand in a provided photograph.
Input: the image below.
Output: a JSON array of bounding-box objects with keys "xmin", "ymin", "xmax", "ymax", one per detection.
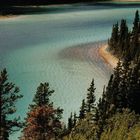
[
  {"xmin": 0, "ymin": 15, "xmax": 16, "ymax": 19},
  {"xmin": 98, "ymin": 44, "xmax": 119, "ymax": 68}
]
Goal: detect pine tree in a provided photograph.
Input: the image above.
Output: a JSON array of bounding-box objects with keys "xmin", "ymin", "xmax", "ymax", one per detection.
[
  {"xmin": 109, "ymin": 61, "xmax": 122, "ymax": 111},
  {"xmin": 138, "ymin": 21, "xmax": 140, "ymax": 33},
  {"xmin": 86, "ymin": 79, "xmax": 96, "ymax": 113},
  {"xmin": 104, "ymin": 74, "xmax": 114, "ymax": 116},
  {"xmin": 79, "ymin": 99, "xmax": 86, "ymax": 119},
  {"xmin": 109, "ymin": 23, "xmax": 119, "ymax": 52},
  {"xmin": 133, "ymin": 10, "xmax": 139, "ymax": 34},
  {"xmin": 67, "ymin": 112, "xmax": 73, "ymax": 132},
  {"xmin": 127, "ymin": 61, "xmax": 140, "ymax": 113},
  {"xmin": 0, "ymin": 69, "xmax": 23, "ymax": 140},
  {"xmin": 73, "ymin": 112, "xmax": 77, "ymax": 127},
  {"xmin": 32, "ymin": 82, "xmax": 54, "ymax": 107},
  {"xmin": 22, "ymin": 82, "xmax": 63, "ymax": 140},
  {"xmin": 95, "ymin": 87, "xmax": 108, "ymax": 140},
  {"xmin": 131, "ymin": 10, "xmax": 139, "ymax": 59},
  {"xmin": 119, "ymin": 19, "xmax": 129, "ymax": 56},
  {"xmin": 123, "ymin": 32, "xmax": 131, "ymax": 60}
]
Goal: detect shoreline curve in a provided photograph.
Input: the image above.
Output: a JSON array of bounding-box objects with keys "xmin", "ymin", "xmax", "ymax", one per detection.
[{"xmin": 98, "ymin": 44, "xmax": 118, "ymax": 68}]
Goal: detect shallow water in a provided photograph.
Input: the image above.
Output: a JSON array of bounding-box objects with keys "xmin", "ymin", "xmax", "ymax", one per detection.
[{"xmin": 0, "ymin": 3, "xmax": 140, "ymax": 139}]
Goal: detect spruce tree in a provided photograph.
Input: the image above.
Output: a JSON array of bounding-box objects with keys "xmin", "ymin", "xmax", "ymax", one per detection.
[
  {"xmin": 32, "ymin": 82, "xmax": 54, "ymax": 107},
  {"xmin": 104, "ymin": 74, "xmax": 114, "ymax": 115},
  {"xmin": 95, "ymin": 87, "xmax": 108, "ymax": 140},
  {"xmin": 131, "ymin": 10, "xmax": 139, "ymax": 59},
  {"xmin": 133, "ymin": 10, "xmax": 139, "ymax": 34},
  {"xmin": 0, "ymin": 69, "xmax": 23, "ymax": 140},
  {"xmin": 22, "ymin": 82, "xmax": 63, "ymax": 140},
  {"xmin": 109, "ymin": 10, "xmax": 140, "ymax": 60},
  {"xmin": 67, "ymin": 112, "xmax": 73, "ymax": 132},
  {"xmin": 73, "ymin": 112, "xmax": 77, "ymax": 127},
  {"xmin": 79, "ymin": 99, "xmax": 86, "ymax": 119},
  {"xmin": 109, "ymin": 23, "xmax": 119, "ymax": 52},
  {"xmin": 127, "ymin": 61, "xmax": 140, "ymax": 113},
  {"xmin": 86, "ymin": 79, "xmax": 96, "ymax": 113}
]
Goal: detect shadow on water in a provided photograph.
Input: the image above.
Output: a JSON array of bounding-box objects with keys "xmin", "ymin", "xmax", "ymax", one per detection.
[{"xmin": 0, "ymin": 2, "xmax": 140, "ymax": 15}]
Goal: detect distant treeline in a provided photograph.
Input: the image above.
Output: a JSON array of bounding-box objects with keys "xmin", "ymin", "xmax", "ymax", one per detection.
[
  {"xmin": 0, "ymin": 0, "xmax": 107, "ymax": 6},
  {"xmin": 109, "ymin": 10, "xmax": 140, "ymax": 61}
]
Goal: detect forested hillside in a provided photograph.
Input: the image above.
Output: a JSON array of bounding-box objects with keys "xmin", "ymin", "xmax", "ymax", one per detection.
[
  {"xmin": 0, "ymin": 0, "xmax": 105, "ymax": 6},
  {"xmin": 62, "ymin": 10, "xmax": 140, "ymax": 140},
  {"xmin": 109, "ymin": 10, "xmax": 140, "ymax": 61}
]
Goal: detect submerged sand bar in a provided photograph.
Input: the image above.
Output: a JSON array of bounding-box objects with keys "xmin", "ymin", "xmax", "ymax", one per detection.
[{"xmin": 99, "ymin": 44, "xmax": 119, "ymax": 68}]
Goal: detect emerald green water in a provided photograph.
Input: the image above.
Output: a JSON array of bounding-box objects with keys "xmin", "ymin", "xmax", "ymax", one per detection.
[{"xmin": 0, "ymin": 3, "xmax": 140, "ymax": 139}]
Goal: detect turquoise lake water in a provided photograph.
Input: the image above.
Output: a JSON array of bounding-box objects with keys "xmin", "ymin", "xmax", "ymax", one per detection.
[{"xmin": 0, "ymin": 3, "xmax": 140, "ymax": 139}]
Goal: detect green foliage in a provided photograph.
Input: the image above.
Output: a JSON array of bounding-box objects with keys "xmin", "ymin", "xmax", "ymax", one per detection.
[
  {"xmin": 79, "ymin": 99, "xmax": 86, "ymax": 120},
  {"xmin": 86, "ymin": 79, "xmax": 96, "ymax": 113},
  {"xmin": 32, "ymin": 82, "xmax": 54, "ymax": 107},
  {"xmin": 133, "ymin": 10, "xmax": 139, "ymax": 34},
  {"xmin": 0, "ymin": 69, "xmax": 23, "ymax": 140},
  {"xmin": 65, "ymin": 113, "xmax": 96, "ymax": 140},
  {"xmin": 94, "ymin": 86, "xmax": 108, "ymax": 140},
  {"xmin": 100, "ymin": 109, "xmax": 140, "ymax": 140},
  {"xmin": 109, "ymin": 10, "xmax": 140, "ymax": 61},
  {"xmin": 68, "ymin": 113, "xmax": 73, "ymax": 131},
  {"xmin": 73, "ymin": 112, "xmax": 77, "ymax": 127},
  {"xmin": 98, "ymin": 59, "xmax": 140, "ymax": 117},
  {"xmin": 79, "ymin": 79, "xmax": 96, "ymax": 120}
]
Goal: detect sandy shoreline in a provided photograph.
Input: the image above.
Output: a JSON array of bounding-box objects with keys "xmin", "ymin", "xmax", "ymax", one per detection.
[
  {"xmin": 98, "ymin": 44, "xmax": 118, "ymax": 68},
  {"xmin": 59, "ymin": 42, "xmax": 118, "ymax": 71},
  {"xmin": 0, "ymin": 15, "xmax": 17, "ymax": 19}
]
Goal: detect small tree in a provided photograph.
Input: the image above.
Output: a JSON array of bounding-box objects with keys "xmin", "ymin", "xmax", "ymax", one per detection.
[
  {"xmin": 79, "ymin": 99, "xmax": 86, "ymax": 119},
  {"xmin": 67, "ymin": 112, "xmax": 73, "ymax": 132},
  {"xmin": 73, "ymin": 112, "xmax": 77, "ymax": 127},
  {"xmin": 86, "ymin": 79, "xmax": 96, "ymax": 113},
  {"xmin": 32, "ymin": 82, "xmax": 54, "ymax": 107},
  {"xmin": 133, "ymin": 10, "xmax": 139, "ymax": 34},
  {"xmin": 0, "ymin": 69, "xmax": 23, "ymax": 140}
]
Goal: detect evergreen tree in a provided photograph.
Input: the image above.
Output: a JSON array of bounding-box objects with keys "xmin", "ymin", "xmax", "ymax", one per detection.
[
  {"xmin": 32, "ymin": 82, "xmax": 54, "ymax": 107},
  {"xmin": 73, "ymin": 112, "xmax": 77, "ymax": 127},
  {"xmin": 22, "ymin": 82, "xmax": 63, "ymax": 140},
  {"xmin": 95, "ymin": 87, "xmax": 108, "ymax": 140},
  {"xmin": 67, "ymin": 112, "xmax": 73, "ymax": 132},
  {"xmin": 109, "ymin": 23, "xmax": 119, "ymax": 52},
  {"xmin": 109, "ymin": 10, "xmax": 140, "ymax": 60},
  {"xmin": 133, "ymin": 10, "xmax": 139, "ymax": 34},
  {"xmin": 105, "ymin": 74, "xmax": 113, "ymax": 111},
  {"xmin": 109, "ymin": 61, "xmax": 123, "ymax": 112},
  {"xmin": 127, "ymin": 61, "xmax": 140, "ymax": 113},
  {"xmin": 0, "ymin": 69, "xmax": 23, "ymax": 140},
  {"xmin": 119, "ymin": 19, "xmax": 129, "ymax": 55},
  {"xmin": 131, "ymin": 11, "xmax": 139, "ymax": 59},
  {"xmin": 86, "ymin": 79, "xmax": 96, "ymax": 113},
  {"xmin": 79, "ymin": 99, "xmax": 86, "ymax": 119}
]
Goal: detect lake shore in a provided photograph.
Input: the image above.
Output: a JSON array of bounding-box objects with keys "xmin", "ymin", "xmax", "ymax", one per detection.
[
  {"xmin": 0, "ymin": 15, "xmax": 17, "ymax": 19},
  {"xmin": 59, "ymin": 42, "xmax": 118, "ymax": 72},
  {"xmin": 98, "ymin": 44, "xmax": 118, "ymax": 68}
]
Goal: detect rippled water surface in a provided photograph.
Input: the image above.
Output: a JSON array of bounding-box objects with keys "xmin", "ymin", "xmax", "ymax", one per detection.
[{"xmin": 0, "ymin": 3, "xmax": 140, "ymax": 139}]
